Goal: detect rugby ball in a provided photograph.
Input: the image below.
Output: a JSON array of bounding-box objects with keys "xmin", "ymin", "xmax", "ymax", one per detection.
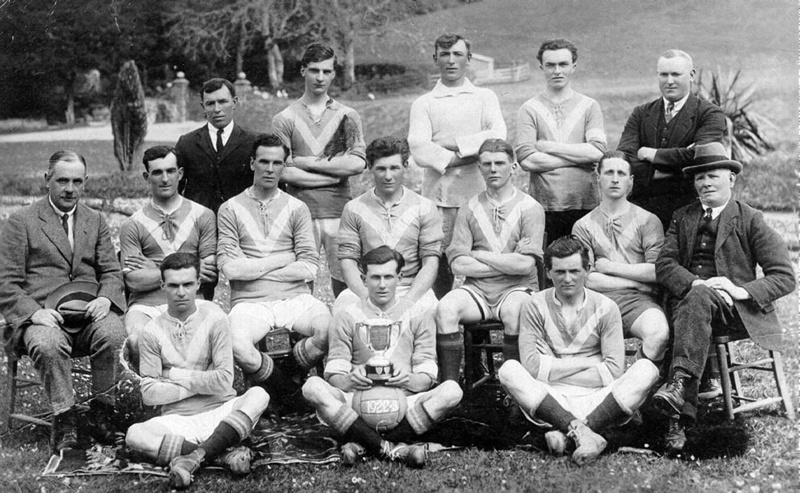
[{"xmin": 352, "ymin": 386, "xmax": 408, "ymax": 431}]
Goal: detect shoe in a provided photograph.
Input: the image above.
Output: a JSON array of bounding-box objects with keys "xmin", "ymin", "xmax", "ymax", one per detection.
[
  {"xmin": 51, "ymin": 409, "xmax": 79, "ymax": 452},
  {"xmin": 664, "ymin": 418, "xmax": 686, "ymax": 454},
  {"xmin": 698, "ymin": 377, "xmax": 722, "ymax": 400},
  {"xmin": 169, "ymin": 449, "xmax": 205, "ymax": 489},
  {"xmin": 567, "ymin": 420, "xmax": 607, "ymax": 465},
  {"xmin": 380, "ymin": 441, "xmax": 427, "ymax": 468},
  {"xmin": 340, "ymin": 442, "xmax": 367, "ymax": 466},
  {"xmin": 88, "ymin": 401, "xmax": 117, "ymax": 444},
  {"xmin": 653, "ymin": 374, "xmax": 688, "ymax": 416},
  {"xmin": 217, "ymin": 446, "xmax": 252, "ymax": 475},
  {"xmin": 544, "ymin": 430, "xmax": 567, "ymax": 456}
]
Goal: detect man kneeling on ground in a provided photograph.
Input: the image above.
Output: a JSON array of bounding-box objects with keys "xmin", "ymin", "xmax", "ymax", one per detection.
[{"xmin": 125, "ymin": 252, "xmax": 270, "ymax": 489}]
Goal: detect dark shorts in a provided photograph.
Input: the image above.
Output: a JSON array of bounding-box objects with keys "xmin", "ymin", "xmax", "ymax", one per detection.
[{"xmin": 605, "ymin": 289, "xmax": 662, "ymax": 336}]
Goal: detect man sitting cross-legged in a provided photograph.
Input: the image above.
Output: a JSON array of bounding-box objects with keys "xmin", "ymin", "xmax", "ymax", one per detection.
[
  {"xmin": 217, "ymin": 134, "xmax": 331, "ymax": 401},
  {"xmin": 120, "ymin": 145, "xmax": 217, "ymax": 363},
  {"xmin": 125, "ymin": 252, "xmax": 270, "ymax": 489},
  {"xmin": 571, "ymin": 151, "xmax": 669, "ymax": 366},
  {"xmin": 435, "ymin": 138, "xmax": 545, "ymax": 382},
  {"xmin": 498, "ymin": 236, "xmax": 660, "ymax": 465},
  {"xmin": 303, "ymin": 246, "xmax": 463, "ymax": 468},
  {"xmin": 335, "ymin": 137, "xmax": 442, "ymax": 315}
]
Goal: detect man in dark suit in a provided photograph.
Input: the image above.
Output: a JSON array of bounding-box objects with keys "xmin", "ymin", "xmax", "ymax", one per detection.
[
  {"xmin": 0, "ymin": 151, "xmax": 127, "ymax": 452},
  {"xmin": 652, "ymin": 142, "xmax": 796, "ymax": 454},
  {"xmin": 617, "ymin": 49, "xmax": 726, "ymax": 229}
]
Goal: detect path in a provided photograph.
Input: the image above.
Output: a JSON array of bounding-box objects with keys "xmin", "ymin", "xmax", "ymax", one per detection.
[{"xmin": 0, "ymin": 121, "xmax": 204, "ymax": 143}]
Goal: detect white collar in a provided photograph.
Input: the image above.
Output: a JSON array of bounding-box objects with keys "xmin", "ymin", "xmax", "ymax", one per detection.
[
  {"xmin": 431, "ymin": 78, "xmax": 477, "ymax": 98},
  {"xmin": 207, "ymin": 120, "xmax": 234, "ymax": 138},
  {"xmin": 151, "ymin": 196, "xmax": 183, "ymax": 216},
  {"xmin": 663, "ymin": 93, "xmax": 690, "ymax": 114},
  {"xmin": 49, "ymin": 196, "xmax": 76, "ymax": 218},
  {"xmin": 700, "ymin": 200, "xmax": 729, "ymax": 220}
]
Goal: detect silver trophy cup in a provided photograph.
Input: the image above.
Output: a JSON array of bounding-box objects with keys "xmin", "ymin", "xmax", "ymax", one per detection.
[{"xmin": 358, "ymin": 318, "xmax": 401, "ymax": 382}]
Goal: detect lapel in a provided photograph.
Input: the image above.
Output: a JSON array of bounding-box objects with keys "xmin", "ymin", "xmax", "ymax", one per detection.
[
  {"xmin": 683, "ymin": 203, "xmax": 702, "ymax": 261},
  {"xmin": 643, "ymin": 98, "xmax": 662, "ymax": 145},
  {"xmin": 714, "ymin": 200, "xmax": 738, "ymax": 253},
  {"xmin": 668, "ymin": 94, "xmax": 698, "ymax": 147},
  {"xmin": 37, "ymin": 199, "xmax": 72, "ymax": 263},
  {"xmin": 71, "ymin": 203, "xmax": 93, "ymax": 269},
  {"xmin": 218, "ymin": 123, "xmax": 244, "ymax": 162},
  {"xmin": 194, "ymin": 125, "xmax": 217, "ymax": 162}
]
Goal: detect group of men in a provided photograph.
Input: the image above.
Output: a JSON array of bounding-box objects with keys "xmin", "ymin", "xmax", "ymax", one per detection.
[{"xmin": 0, "ymin": 32, "xmax": 794, "ymax": 488}]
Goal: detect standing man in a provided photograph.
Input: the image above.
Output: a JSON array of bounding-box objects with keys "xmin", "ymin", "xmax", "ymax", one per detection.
[
  {"xmin": 408, "ymin": 32, "xmax": 507, "ymax": 298},
  {"xmin": 571, "ymin": 151, "xmax": 669, "ymax": 365},
  {"xmin": 0, "ymin": 151, "xmax": 126, "ymax": 451},
  {"xmin": 335, "ymin": 137, "xmax": 442, "ymax": 314},
  {"xmin": 499, "ymin": 236, "xmax": 659, "ymax": 465},
  {"xmin": 516, "ymin": 39, "xmax": 607, "ymax": 245},
  {"xmin": 272, "ymin": 42, "xmax": 367, "ymax": 297},
  {"xmin": 653, "ymin": 143, "xmax": 795, "ymax": 454},
  {"xmin": 617, "ymin": 49, "xmax": 726, "ymax": 228},
  {"xmin": 435, "ymin": 139, "xmax": 544, "ymax": 382},
  {"xmin": 302, "ymin": 246, "xmax": 463, "ymax": 468},
  {"xmin": 120, "ymin": 145, "xmax": 217, "ymax": 359},
  {"xmin": 217, "ymin": 135, "xmax": 331, "ymax": 401},
  {"xmin": 125, "ymin": 252, "xmax": 270, "ymax": 489}
]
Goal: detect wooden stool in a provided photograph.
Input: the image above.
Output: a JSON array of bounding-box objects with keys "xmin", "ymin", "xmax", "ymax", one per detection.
[
  {"xmin": 714, "ymin": 333, "xmax": 795, "ymax": 420},
  {"xmin": 462, "ymin": 320, "xmax": 504, "ymax": 390}
]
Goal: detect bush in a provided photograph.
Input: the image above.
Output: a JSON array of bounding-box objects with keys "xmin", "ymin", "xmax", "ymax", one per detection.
[{"xmin": 0, "ymin": 172, "xmax": 147, "ymax": 201}]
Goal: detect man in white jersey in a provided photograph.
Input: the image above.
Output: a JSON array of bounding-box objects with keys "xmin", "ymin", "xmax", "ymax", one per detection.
[
  {"xmin": 125, "ymin": 252, "xmax": 270, "ymax": 489},
  {"xmin": 217, "ymin": 134, "xmax": 331, "ymax": 400},
  {"xmin": 335, "ymin": 137, "xmax": 442, "ymax": 315},
  {"xmin": 408, "ymin": 32, "xmax": 507, "ymax": 298},
  {"xmin": 498, "ymin": 236, "xmax": 660, "ymax": 465},
  {"xmin": 571, "ymin": 151, "xmax": 669, "ymax": 365},
  {"xmin": 435, "ymin": 139, "xmax": 545, "ymax": 383},
  {"xmin": 120, "ymin": 145, "xmax": 217, "ymax": 360},
  {"xmin": 303, "ymin": 246, "xmax": 462, "ymax": 468}
]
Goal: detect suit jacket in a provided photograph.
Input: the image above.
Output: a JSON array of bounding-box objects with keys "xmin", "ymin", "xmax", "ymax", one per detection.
[
  {"xmin": 618, "ymin": 94, "xmax": 726, "ymax": 200},
  {"xmin": 176, "ymin": 122, "xmax": 261, "ymax": 214},
  {"xmin": 655, "ymin": 200, "xmax": 795, "ymax": 350},
  {"xmin": 0, "ymin": 198, "xmax": 126, "ymax": 352}
]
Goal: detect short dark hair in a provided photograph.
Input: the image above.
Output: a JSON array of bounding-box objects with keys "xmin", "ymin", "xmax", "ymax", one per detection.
[
  {"xmin": 47, "ymin": 150, "xmax": 87, "ymax": 175},
  {"xmin": 544, "ymin": 235, "xmax": 590, "ymax": 271},
  {"xmin": 142, "ymin": 145, "xmax": 177, "ymax": 171},
  {"xmin": 366, "ymin": 137, "xmax": 409, "ymax": 168},
  {"xmin": 597, "ymin": 150, "xmax": 631, "ymax": 174},
  {"xmin": 250, "ymin": 134, "xmax": 289, "ymax": 161},
  {"xmin": 434, "ymin": 33, "xmax": 471, "ymax": 58},
  {"xmin": 537, "ymin": 38, "xmax": 578, "ymax": 64},
  {"xmin": 359, "ymin": 245, "xmax": 405, "ymax": 275},
  {"xmin": 201, "ymin": 78, "xmax": 236, "ymax": 99},
  {"xmin": 160, "ymin": 252, "xmax": 200, "ymax": 280},
  {"xmin": 478, "ymin": 138, "xmax": 515, "ymax": 162},
  {"xmin": 301, "ymin": 42, "xmax": 337, "ymax": 68}
]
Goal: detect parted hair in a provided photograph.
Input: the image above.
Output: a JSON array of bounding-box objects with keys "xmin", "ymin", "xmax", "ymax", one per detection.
[
  {"xmin": 47, "ymin": 150, "xmax": 87, "ymax": 175},
  {"xmin": 478, "ymin": 138, "xmax": 515, "ymax": 162},
  {"xmin": 142, "ymin": 145, "xmax": 177, "ymax": 171},
  {"xmin": 537, "ymin": 38, "xmax": 578, "ymax": 63},
  {"xmin": 301, "ymin": 42, "xmax": 337, "ymax": 68},
  {"xmin": 544, "ymin": 235, "xmax": 590, "ymax": 271},
  {"xmin": 359, "ymin": 246, "xmax": 405, "ymax": 275},
  {"xmin": 434, "ymin": 33, "xmax": 471, "ymax": 58},
  {"xmin": 597, "ymin": 150, "xmax": 631, "ymax": 174},
  {"xmin": 160, "ymin": 252, "xmax": 200, "ymax": 280},
  {"xmin": 250, "ymin": 134, "xmax": 289, "ymax": 161},
  {"xmin": 201, "ymin": 78, "xmax": 236, "ymax": 99},
  {"xmin": 366, "ymin": 137, "xmax": 410, "ymax": 168}
]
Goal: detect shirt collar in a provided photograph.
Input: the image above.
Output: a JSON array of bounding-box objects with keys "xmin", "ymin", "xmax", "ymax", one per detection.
[
  {"xmin": 246, "ymin": 186, "xmax": 282, "ymax": 204},
  {"xmin": 371, "ymin": 186, "xmax": 407, "ymax": 208},
  {"xmin": 49, "ymin": 196, "xmax": 76, "ymax": 218},
  {"xmin": 551, "ymin": 287, "xmax": 589, "ymax": 311},
  {"xmin": 663, "ymin": 93, "xmax": 690, "ymax": 114},
  {"xmin": 700, "ymin": 199, "xmax": 729, "ymax": 220},
  {"xmin": 431, "ymin": 78, "xmax": 477, "ymax": 98},
  {"xmin": 151, "ymin": 196, "xmax": 183, "ymax": 216},
  {"xmin": 207, "ymin": 120, "xmax": 234, "ymax": 138}
]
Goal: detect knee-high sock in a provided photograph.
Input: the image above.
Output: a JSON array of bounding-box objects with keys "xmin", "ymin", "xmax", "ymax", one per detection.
[
  {"xmin": 293, "ymin": 337, "xmax": 325, "ymax": 371},
  {"xmin": 156, "ymin": 434, "xmax": 198, "ymax": 466},
  {"xmin": 197, "ymin": 410, "xmax": 253, "ymax": 460},
  {"xmin": 502, "ymin": 334, "xmax": 520, "ymax": 362},
  {"xmin": 343, "ymin": 417, "xmax": 384, "ymax": 455},
  {"xmin": 585, "ymin": 392, "xmax": 628, "ymax": 432},
  {"xmin": 436, "ymin": 333, "xmax": 463, "ymax": 382},
  {"xmin": 534, "ymin": 393, "xmax": 577, "ymax": 432},
  {"xmin": 247, "ymin": 350, "xmax": 294, "ymax": 394}
]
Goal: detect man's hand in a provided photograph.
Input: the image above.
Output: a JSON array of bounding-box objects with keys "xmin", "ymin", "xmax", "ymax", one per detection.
[
  {"xmin": 85, "ymin": 297, "xmax": 112, "ymax": 322},
  {"xmin": 535, "ymin": 338, "xmax": 554, "ymax": 356},
  {"xmin": 637, "ymin": 147, "xmax": 657, "ymax": 162},
  {"xmin": 515, "ymin": 237, "xmax": 539, "ymax": 256},
  {"xmin": 349, "ymin": 365, "xmax": 373, "ymax": 391},
  {"xmin": 199, "ymin": 257, "xmax": 217, "ymax": 283},
  {"xmin": 385, "ymin": 367, "xmax": 410, "ymax": 389},
  {"xmin": 124, "ymin": 253, "xmax": 158, "ymax": 271},
  {"xmin": 30, "ymin": 308, "xmax": 63, "ymax": 329},
  {"xmin": 715, "ymin": 288, "xmax": 734, "ymax": 306},
  {"xmin": 705, "ymin": 276, "xmax": 750, "ymax": 301}
]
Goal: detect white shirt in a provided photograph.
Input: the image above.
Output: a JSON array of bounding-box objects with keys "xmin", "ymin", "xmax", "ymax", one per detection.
[
  {"xmin": 49, "ymin": 197, "xmax": 76, "ymax": 249},
  {"xmin": 663, "ymin": 94, "xmax": 690, "ymax": 115},
  {"xmin": 700, "ymin": 199, "xmax": 729, "ymax": 220},
  {"xmin": 207, "ymin": 121, "xmax": 234, "ymax": 151}
]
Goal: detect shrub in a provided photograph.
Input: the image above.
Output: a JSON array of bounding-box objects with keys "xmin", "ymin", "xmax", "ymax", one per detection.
[
  {"xmin": 0, "ymin": 172, "xmax": 147, "ymax": 201},
  {"xmin": 111, "ymin": 60, "xmax": 148, "ymax": 171}
]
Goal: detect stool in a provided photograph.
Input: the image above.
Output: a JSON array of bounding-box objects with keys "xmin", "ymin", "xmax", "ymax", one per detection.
[
  {"xmin": 258, "ymin": 327, "xmax": 293, "ymax": 359},
  {"xmin": 714, "ymin": 333, "xmax": 795, "ymax": 420},
  {"xmin": 463, "ymin": 320, "xmax": 504, "ymax": 390}
]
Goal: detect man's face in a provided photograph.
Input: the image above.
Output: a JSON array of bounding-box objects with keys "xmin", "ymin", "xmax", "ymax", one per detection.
[
  {"xmin": 161, "ymin": 267, "xmax": 200, "ymax": 317},
  {"xmin": 202, "ymin": 85, "xmax": 237, "ymax": 129},
  {"xmin": 479, "ymin": 151, "xmax": 515, "ymax": 190},
  {"xmin": 46, "ymin": 160, "xmax": 86, "ymax": 212},
  {"xmin": 364, "ymin": 260, "xmax": 400, "ymax": 308},
  {"xmin": 302, "ymin": 58, "xmax": 336, "ymax": 97},
  {"xmin": 540, "ymin": 48, "xmax": 576, "ymax": 91},
  {"xmin": 434, "ymin": 40, "xmax": 470, "ymax": 84},
  {"xmin": 657, "ymin": 56, "xmax": 694, "ymax": 103},
  {"xmin": 251, "ymin": 146, "xmax": 286, "ymax": 192},
  {"xmin": 371, "ymin": 154, "xmax": 405, "ymax": 198},
  {"xmin": 597, "ymin": 157, "xmax": 633, "ymax": 200},
  {"xmin": 694, "ymin": 168, "xmax": 735, "ymax": 208},
  {"xmin": 144, "ymin": 153, "xmax": 182, "ymax": 201},
  {"xmin": 548, "ymin": 252, "xmax": 588, "ymax": 301}
]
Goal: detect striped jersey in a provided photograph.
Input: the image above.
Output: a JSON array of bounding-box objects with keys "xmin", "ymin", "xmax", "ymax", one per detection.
[{"xmin": 571, "ymin": 203, "xmax": 664, "ymax": 266}]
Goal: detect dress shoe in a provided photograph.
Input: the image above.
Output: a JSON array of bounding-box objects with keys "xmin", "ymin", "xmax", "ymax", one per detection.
[
  {"xmin": 51, "ymin": 409, "xmax": 79, "ymax": 452},
  {"xmin": 653, "ymin": 373, "xmax": 688, "ymax": 416},
  {"xmin": 664, "ymin": 418, "xmax": 686, "ymax": 454}
]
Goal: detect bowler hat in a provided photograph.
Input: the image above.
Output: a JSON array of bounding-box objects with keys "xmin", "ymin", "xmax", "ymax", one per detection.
[
  {"xmin": 44, "ymin": 281, "xmax": 100, "ymax": 333},
  {"xmin": 682, "ymin": 142, "xmax": 743, "ymax": 177}
]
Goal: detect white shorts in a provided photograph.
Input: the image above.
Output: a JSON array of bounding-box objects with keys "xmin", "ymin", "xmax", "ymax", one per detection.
[
  {"xmin": 521, "ymin": 382, "xmax": 613, "ymax": 426},
  {"xmin": 142, "ymin": 394, "xmax": 252, "ymax": 444},
  {"xmin": 332, "ymin": 286, "xmax": 438, "ymax": 316},
  {"xmin": 229, "ymin": 294, "xmax": 329, "ymax": 338},
  {"xmin": 459, "ymin": 286, "xmax": 532, "ymax": 321}
]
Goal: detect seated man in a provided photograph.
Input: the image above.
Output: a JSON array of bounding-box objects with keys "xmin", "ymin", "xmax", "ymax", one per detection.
[
  {"xmin": 653, "ymin": 142, "xmax": 795, "ymax": 453},
  {"xmin": 572, "ymin": 151, "xmax": 668, "ymax": 365},
  {"xmin": 0, "ymin": 150, "xmax": 126, "ymax": 451},
  {"xmin": 499, "ymin": 236, "xmax": 660, "ymax": 465},
  {"xmin": 125, "ymin": 252, "xmax": 269, "ymax": 489},
  {"xmin": 303, "ymin": 246, "xmax": 462, "ymax": 467},
  {"xmin": 435, "ymin": 138, "xmax": 545, "ymax": 381},
  {"xmin": 119, "ymin": 145, "xmax": 217, "ymax": 360},
  {"xmin": 335, "ymin": 137, "xmax": 442, "ymax": 314},
  {"xmin": 217, "ymin": 134, "xmax": 331, "ymax": 398}
]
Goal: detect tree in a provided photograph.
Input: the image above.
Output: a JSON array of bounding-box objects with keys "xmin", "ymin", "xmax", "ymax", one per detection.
[{"xmin": 111, "ymin": 61, "xmax": 148, "ymax": 171}]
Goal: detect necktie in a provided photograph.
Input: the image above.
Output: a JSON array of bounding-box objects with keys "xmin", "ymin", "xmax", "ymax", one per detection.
[
  {"xmin": 61, "ymin": 213, "xmax": 69, "ymax": 237},
  {"xmin": 216, "ymin": 128, "xmax": 224, "ymax": 155},
  {"xmin": 665, "ymin": 102, "xmax": 675, "ymax": 123},
  {"xmin": 703, "ymin": 207, "xmax": 713, "ymax": 222}
]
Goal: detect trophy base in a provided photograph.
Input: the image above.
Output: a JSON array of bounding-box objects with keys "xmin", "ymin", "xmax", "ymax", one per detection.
[{"xmin": 366, "ymin": 363, "xmax": 394, "ymax": 382}]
